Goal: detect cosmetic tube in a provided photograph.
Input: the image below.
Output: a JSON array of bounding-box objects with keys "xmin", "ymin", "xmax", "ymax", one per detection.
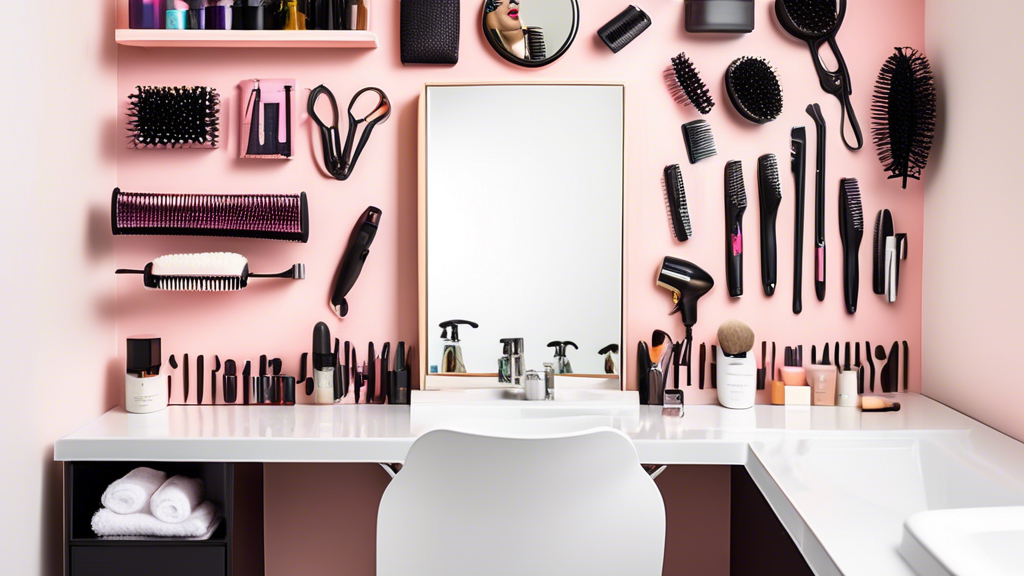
[
  {"xmin": 125, "ymin": 337, "xmax": 167, "ymax": 414},
  {"xmin": 166, "ymin": 9, "xmax": 188, "ymax": 29},
  {"xmin": 836, "ymin": 371, "xmax": 859, "ymax": 407},
  {"xmin": 806, "ymin": 364, "xmax": 837, "ymax": 406}
]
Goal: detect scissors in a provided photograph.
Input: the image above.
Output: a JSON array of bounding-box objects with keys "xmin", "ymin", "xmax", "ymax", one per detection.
[{"xmin": 308, "ymin": 85, "xmax": 391, "ymax": 180}]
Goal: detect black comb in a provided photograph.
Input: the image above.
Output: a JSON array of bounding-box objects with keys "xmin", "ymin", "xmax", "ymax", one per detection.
[
  {"xmin": 663, "ymin": 164, "xmax": 693, "ymax": 242},
  {"xmin": 665, "ymin": 52, "xmax": 714, "ymax": 114},
  {"xmin": 681, "ymin": 120, "xmax": 717, "ymax": 164}
]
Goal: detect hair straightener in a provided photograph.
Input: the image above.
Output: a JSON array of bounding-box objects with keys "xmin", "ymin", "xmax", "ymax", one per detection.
[
  {"xmin": 331, "ymin": 206, "xmax": 381, "ymax": 318},
  {"xmin": 807, "ymin": 104, "xmax": 827, "ymax": 302},
  {"xmin": 791, "ymin": 127, "xmax": 807, "ymax": 314}
]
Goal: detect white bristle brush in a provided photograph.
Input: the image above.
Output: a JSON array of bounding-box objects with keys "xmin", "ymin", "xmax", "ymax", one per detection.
[{"xmin": 116, "ymin": 252, "xmax": 304, "ymax": 291}]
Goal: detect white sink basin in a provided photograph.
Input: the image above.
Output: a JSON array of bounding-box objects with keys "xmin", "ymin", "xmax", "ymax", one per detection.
[
  {"xmin": 900, "ymin": 506, "xmax": 1024, "ymax": 576},
  {"xmin": 412, "ymin": 387, "xmax": 638, "ymax": 407},
  {"xmin": 409, "ymin": 388, "xmax": 640, "ymax": 435}
]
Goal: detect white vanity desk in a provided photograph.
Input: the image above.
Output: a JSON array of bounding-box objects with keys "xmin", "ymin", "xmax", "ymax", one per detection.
[{"xmin": 56, "ymin": 394, "xmax": 1024, "ymax": 576}]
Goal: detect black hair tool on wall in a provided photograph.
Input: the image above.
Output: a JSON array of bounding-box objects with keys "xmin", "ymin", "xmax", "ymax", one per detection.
[
  {"xmin": 724, "ymin": 160, "xmax": 747, "ymax": 298},
  {"xmin": 331, "ymin": 206, "xmax": 381, "ymax": 318},
  {"xmin": 807, "ymin": 104, "xmax": 827, "ymax": 302},
  {"xmin": 774, "ymin": 0, "xmax": 863, "ymax": 150},
  {"xmin": 791, "ymin": 127, "xmax": 807, "ymax": 314},
  {"xmin": 839, "ymin": 178, "xmax": 864, "ymax": 314},
  {"xmin": 664, "ymin": 164, "xmax": 693, "ymax": 242},
  {"xmin": 308, "ymin": 85, "xmax": 391, "ymax": 180},
  {"xmin": 758, "ymin": 154, "xmax": 782, "ymax": 297},
  {"xmin": 872, "ymin": 47, "xmax": 936, "ymax": 188},
  {"xmin": 657, "ymin": 257, "xmax": 714, "ymax": 390}
]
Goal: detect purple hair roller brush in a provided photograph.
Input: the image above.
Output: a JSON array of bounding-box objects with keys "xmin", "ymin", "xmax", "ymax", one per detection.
[{"xmin": 111, "ymin": 188, "xmax": 309, "ymax": 242}]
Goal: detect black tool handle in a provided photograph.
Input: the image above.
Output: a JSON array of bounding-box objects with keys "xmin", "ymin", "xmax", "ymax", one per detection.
[
  {"xmin": 727, "ymin": 217, "xmax": 744, "ymax": 298},
  {"xmin": 760, "ymin": 213, "xmax": 777, "ymax": 297},
  {"xmin": 808, "ymin": 104, "xmax": 827, "ymax": 302},
  {"xmin": 843, "ymin": 235, "xmax": 859, "ymax": 314}
]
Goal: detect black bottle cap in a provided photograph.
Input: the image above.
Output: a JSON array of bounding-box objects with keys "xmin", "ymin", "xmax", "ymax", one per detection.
[
  {"xmin": 313, "ymin": 322, "xmax": 335, "ymax": 370},
  {"xmin": 126, "ymin": 336, "xmax": 161, "ymax": 373}
]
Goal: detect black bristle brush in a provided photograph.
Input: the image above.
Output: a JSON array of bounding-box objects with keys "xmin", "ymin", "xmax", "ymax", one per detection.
[
  {"xmin": 126, "ymin": 85, "xmax": 221, "ymax": 149},
  {"xmin": 665, "ymin": 52, "xmax": 714, "ymax": 114},
  {"xmin": 681, "ymin": 120, "xmax": 717, "ymax": 164},
  {"xmin": 839, "ymin": 178, "xmax": 864, "ymax": 314},
  {"xmin": 757, "ymin": 154, "xmax": 782, "ymax": 297},
  {"xmin": 872, "ymin": 47, "xmax": 937, "ymax": 188},
  {"xmin": 663, "ymin": 164, "xmax": 693, "ymax": 242},
  {"xmin": 725, "ymin": 57, "xmax": 784, "ymax": 124},
  {"xmin": 725, "ymin": 160, "xmax": 747, "ymax": 298}
]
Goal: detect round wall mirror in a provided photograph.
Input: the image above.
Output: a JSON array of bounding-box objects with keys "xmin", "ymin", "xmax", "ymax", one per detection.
[{"xmin": 482, "ymin": 0, "xmax": 579, "ymax": 67}]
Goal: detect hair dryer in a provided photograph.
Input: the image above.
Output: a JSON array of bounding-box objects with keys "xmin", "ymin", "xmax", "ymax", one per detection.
[{"xmin": 657, "ymin": 257, "xmax": 714, "ymax": 386}]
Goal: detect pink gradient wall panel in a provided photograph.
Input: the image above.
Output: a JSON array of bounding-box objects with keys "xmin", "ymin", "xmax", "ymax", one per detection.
[{"xmin": 112, "ymin": 1, "xmax": 924, "ymax": 574}]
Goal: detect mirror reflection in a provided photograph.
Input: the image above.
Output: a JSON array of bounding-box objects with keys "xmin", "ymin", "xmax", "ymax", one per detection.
[
  {"xmin": 425, "ymin": 84, "xmax": 624, "ymax": 379},
  {"xmin": 483, "ymin": 0, "xmax": 579, "ymax": 67}
]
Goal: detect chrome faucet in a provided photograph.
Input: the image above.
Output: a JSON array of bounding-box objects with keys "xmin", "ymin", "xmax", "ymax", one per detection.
[{"xmin": 498, "ymin": 338, "xmax": 525, "ymax": 385}]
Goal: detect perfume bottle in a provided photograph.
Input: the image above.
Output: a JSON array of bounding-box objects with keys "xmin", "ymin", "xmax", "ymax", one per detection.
[{"xmin": 125, "ymin": 337, "xmax": 167, "ymax": 414}]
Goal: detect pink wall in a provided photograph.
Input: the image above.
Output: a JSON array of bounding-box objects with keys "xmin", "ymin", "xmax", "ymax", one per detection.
[
  {"xmin": 923, "ymin": 0, "xmax": 1023, "ymax": 441},
  {"xmin": 0, "ymin": 4, "xmax": 118, "ymax": 575},
  {"xmin": 109, "ymin": 1, "xmax": 924, "ymax": 574}
]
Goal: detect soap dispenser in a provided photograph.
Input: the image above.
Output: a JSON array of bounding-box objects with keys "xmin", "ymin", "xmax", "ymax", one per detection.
[
  {"xmin": 599, "ymin": 344, "xmax": 619, "ymax": 374},
  {"xmin": 439, "ymin": 320, "xmax": 479, "ymax": 373},
  {"xmin": 547, "ymin": 341, "xmax": 578, "ymax": 374}
]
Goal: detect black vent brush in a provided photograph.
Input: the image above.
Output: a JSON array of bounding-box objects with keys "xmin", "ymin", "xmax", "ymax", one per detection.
[
  {"xmin": 725, "ymin": 56, "xmax": 783, "ymax": 124},
  {"xmin": 126, "ymin": 85, "xmax": 220, "ymax": 149},
  {"xmin": 725, "ymin": 160, "xmax": 747, "ymax": 298},
  {"xmin": 839, "ymin": 178, "xmax": 864, "ymax": 314},
  {"xmin": 681, "ymin": 120, "xmax": 717, "ymax": 164},
  {"xmin": 872, "ymin": 47, "xmax": 936, "ymax": 188},
  {"xmin": 774, "ymin": 0, "xmax": 862, "ymax": 150},
  {"xmin": 665, "ymin": 52, "xmax": 714, "ymax": 114},
  {"xmin": 663, "ymin": 164, "xmax": 693, "ymax": 241},
  {"xmin": 111, "ymin": 189, "xmax": 309, "ymax": 242},
  {"xmin": 757, "ymin": 154, "xmax": 782, "ymax": 297}
]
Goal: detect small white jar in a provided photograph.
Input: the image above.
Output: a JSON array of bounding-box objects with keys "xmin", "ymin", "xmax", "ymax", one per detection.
[{"xmin": 523, "ymin": 370, "xmax": 546, "ymax": 401}]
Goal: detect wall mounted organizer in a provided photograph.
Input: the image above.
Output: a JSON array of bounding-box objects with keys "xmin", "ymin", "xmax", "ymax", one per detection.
[{"xmin": 115, "ymin": 29, "xmax": 378, "ymax": 48}]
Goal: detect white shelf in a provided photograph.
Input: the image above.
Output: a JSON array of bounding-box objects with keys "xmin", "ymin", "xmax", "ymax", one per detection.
[{"xmin": 115, "ymin": 28, "xmax": 378, "ymax": 48}]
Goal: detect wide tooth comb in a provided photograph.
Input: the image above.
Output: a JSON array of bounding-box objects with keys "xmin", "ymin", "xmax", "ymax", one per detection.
[{"xmin": 681, "ymin": 120, "xmax": 717, "ymax": 164}]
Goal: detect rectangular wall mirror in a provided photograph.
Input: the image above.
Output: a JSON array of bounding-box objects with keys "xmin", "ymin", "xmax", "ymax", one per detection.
[{"xmin": 418, "ymin": 83, "xmax": 625, "ymax": 390}]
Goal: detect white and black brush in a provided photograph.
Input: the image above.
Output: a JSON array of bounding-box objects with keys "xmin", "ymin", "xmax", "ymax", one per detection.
[{"xmin": 116, "ymin": 252, "xmax": 304, "ymax": 291}]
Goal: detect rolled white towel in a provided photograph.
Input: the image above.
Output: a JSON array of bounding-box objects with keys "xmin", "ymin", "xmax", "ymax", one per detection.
[
  {"xmin": 91, "ymin": 501, "xmax": 220, "ymax": 539},
  {"xmin": 150, "ymin": 475, "xmax": 205, "ymax": 524},
  {"xmin": 101, "ymin": 467, "xmax": 168, "ymax": 515}
]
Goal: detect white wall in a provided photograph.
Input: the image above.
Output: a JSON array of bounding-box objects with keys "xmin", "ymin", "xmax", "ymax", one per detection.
[
  {"xmin": 0, "ymin": 4, "xmax": 118, "ymax": 575},
  {"xmin": 923, "ymin": 0, "xmax": 1024, "ymax": 440}
]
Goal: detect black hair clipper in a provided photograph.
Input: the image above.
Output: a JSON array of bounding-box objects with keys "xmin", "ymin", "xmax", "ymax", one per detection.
[{"xmin": 331, "ymin": 206, "xmax": 381, "ymax": 318}]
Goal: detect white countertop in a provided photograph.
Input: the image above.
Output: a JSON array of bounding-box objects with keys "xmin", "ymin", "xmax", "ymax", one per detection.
[{"xmin": 55, "ymin": 394, "xmax": 1024, "ymax": 576}]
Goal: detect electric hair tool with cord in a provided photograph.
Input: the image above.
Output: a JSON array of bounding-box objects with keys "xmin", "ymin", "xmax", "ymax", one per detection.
[
  {"xmin": 331, "ymin": 206, "xmax": 381, "ymax": 318},
  {"xmin": 308, "ymin": 85, "xmax": 390, "ymax": 181},
  {"xmin": 656, "ymin": 257, "xmax": 714, "ymax": 388}
]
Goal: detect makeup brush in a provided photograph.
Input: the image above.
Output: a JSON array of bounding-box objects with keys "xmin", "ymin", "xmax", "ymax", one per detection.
[
  {"xmin": 649, "ymin": 330, "xmax": 673, "ymax": 404},
  {"xmin": 717, "ymin": 320, "xmax": 755, "ymax": 357}
]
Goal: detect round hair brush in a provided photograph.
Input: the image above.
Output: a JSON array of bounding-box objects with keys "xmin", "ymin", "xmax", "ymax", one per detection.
[
  {"xmin": 871, "ymin": 47, "xmax": 936, "ymax": 189},
  {"xmin": 665, "ymin": 52, "xmax": 714, "ymax": 115},
  {"xmin": 725, "ymin": 56, "xmax": 783, "ymax": 124},
  {"xmin": 116, "ymin": 252, "xmax": 305, "ymax": 291}
]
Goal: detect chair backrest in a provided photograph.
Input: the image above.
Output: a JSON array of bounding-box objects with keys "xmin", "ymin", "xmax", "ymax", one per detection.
[{"xmin": 377, "ymin": 425, "xmax": 665, "ymax": 576}]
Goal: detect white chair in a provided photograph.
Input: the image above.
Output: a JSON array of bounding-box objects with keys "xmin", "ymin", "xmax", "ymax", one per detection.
[{"xmin": 377, "ymin": 424, "xmax": 666, "ymax": 576}]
